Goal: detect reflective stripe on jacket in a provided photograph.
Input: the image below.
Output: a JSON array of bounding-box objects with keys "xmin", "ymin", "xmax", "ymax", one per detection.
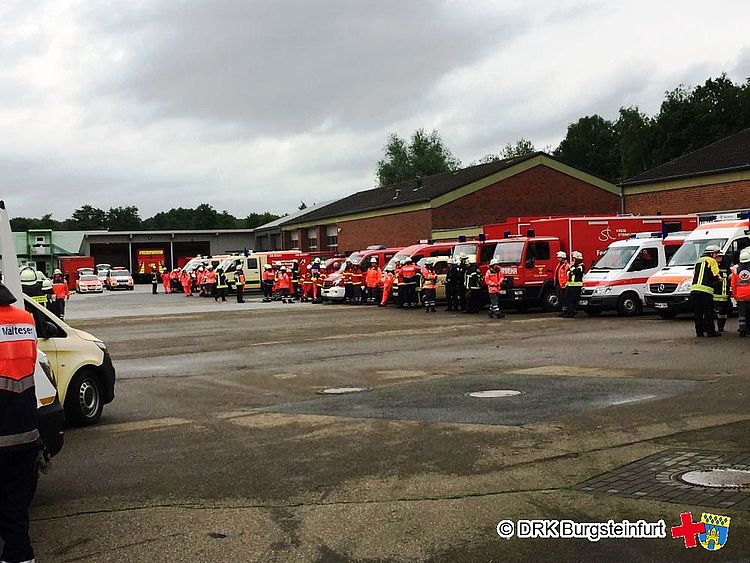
[
  {"xmin": 731, "ymin": 263, "xmax": 750, "ymax": 301},
  {"xmin": 484, "ymin": 270, "xmax": 504, "ymax": 294},
  {"xmin": 713, "ymin": 271, "xmax": 730, "ymax": 302},
  {"xmin": 691, "ymin": 256, "xmax": 719, "ymax": 294},
  {"xmin": 0, "ymin": 305, "xmax": 39, "ymax": 451}
]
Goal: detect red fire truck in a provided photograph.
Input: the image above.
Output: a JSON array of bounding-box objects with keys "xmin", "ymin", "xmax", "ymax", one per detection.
[
  {"xmin": 450, "ymin": 215, "xmax": 698, "ymax": 311},
  {"xmin": 58, "ymin": 256, "xmax": 96, "ymax": 290}
]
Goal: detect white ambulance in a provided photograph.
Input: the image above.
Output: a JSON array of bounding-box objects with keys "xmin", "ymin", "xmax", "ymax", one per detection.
[
  {"xmin": 645, "ymin": 216, "xmax": 750, "ymax": 318},
  {"xmin": 579, "ymin": 232, "xmax": 688, "ymax": 316}
]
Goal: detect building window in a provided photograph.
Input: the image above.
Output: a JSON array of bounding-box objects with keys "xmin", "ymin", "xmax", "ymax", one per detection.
[
  {"xmin": 326, "ymin": 225, "xmax": 338, "ymax": 249},
  {"xmin": 290, "ymin": 230, "xmax": 300, "ymax": 250},
  {"xmin": 307, "ymin": 228, "xmax": 318, "ymax": 250}
]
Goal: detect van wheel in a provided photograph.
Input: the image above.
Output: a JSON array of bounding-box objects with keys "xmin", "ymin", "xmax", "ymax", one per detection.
[
  {"xmin": 617, "ymin": 292, "xmax": 641, "ymax": 316},
  {"xmin": 65, "ymin": 370, "xmax": 103, "ymax": 426},
  {"xmin": 541, "ymin": 288, "xmax": 558, "ymax": 312}
]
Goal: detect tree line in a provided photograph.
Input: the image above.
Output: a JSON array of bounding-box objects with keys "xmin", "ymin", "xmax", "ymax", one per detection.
[
  {"xmin": 11, "ymin": 204, "xmax": 280, "ymax": 232},
  {"xmin": 377, "ymin": 74, "xmax": 750, "ymax": 185}
]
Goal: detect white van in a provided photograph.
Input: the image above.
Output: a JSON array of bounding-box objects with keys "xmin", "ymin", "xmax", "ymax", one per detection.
[
  {"xmin": 645, "ymin": 217, "xmax": 750, "ymax": 318},
  {"xmin": 579, "ymin": 233, "xmax": 679, "ymax": 316}
]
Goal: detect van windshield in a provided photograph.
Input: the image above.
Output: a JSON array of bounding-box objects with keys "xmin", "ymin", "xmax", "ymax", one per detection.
[
  {"xmin": 492, "ymin": 241, "xmax": 525, "ymax": 265},
  {"xmin": 668, "ymin": 238, "xmax": 727, "ymax": 266},
  {"xmin": 451, "ymin": 244, "xmax": 477, "ymax": 261},
  {"xmin": 385, "ymin": 254, "xmax": 411, "ymax": 270},
  {"xmin": 347, "ymin": 252, "xmax": 366, "ymax": 265},
  {"xmin": 218, "ymin": 258, "xmax": 238, "ymax": 272},
  {"xmin": 593, "ymin": 246, "xmax": 640, "ymax": 270}
]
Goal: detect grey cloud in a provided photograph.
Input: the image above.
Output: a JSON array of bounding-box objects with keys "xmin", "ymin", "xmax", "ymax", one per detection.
[{"xmin": 84, "ymin": 0, "xmax": 528, "ymax": 135}]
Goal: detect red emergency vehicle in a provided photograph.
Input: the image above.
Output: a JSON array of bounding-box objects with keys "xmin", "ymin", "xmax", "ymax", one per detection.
[
  {"xmin": 451, "ymin": 215, "xmax": 699, "ymax": 311},
  {"xmin": 58, "ymin": 256, "xmax": 95, "ymax": 290},
  {"xmin": 322, "ymin": 246, "xmax": 401, "ymax": 301}
]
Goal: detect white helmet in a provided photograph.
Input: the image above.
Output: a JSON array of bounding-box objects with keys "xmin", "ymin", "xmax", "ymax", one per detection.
[
  {"xmin": 459, "ymin": 253, "xmax": 468, "ymax": 260},
  {"xmin": 404, "ymin": 257, "xmax": 412, "ymax": 263},
  {"xmin": 572, "ymin": 251, "xmax": 583, "ymax": 260},
  {"xmin": 53, "ymin": 268, "xmax": 62, "ymax": 275},
  {"xmin": 280, "ymin": 266, "xmax": 287, "ymax": 271},
  {"xmin": 314, "ymin": 257, "xmax": 321, "ymax": 263},
  {"xmin": 264, "ymin": 264, "xmax": 272, "ymax": 269},
  {"xmin": 20, "ymin": 268, "xmax": 37, "ymax": 283},
  {"xmin": 704, "ymin": 244, "xmax": 721, "ymax": 254},
  {"xmin": 467, "ymin": 255, "xmax": 477, "ymax": 264},
  {"xmin": 489, "ymin": 258, "xmax": 500, "ymax": 266},
  {"xmin": 556, "ymin": 251, "xmax": 567, "ymax": 259},
  {"xmin": 740, "ymin": 248, "xmax": 750, "ymax": 262},
  {"xmin": 370, "ymin": 257, "xmax": 377, "ymax": 264}
]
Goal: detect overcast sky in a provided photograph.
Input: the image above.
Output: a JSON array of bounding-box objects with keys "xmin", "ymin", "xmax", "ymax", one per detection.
[{"xmin": 3, "ymin": 0, "xmax": 750, "ymax": 220}]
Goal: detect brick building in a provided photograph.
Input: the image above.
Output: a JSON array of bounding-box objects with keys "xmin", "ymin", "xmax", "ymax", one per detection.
[
  {"xmin": 622, "ymin": 128, "xmax": 750, "ymax": 214},
  {"xmin": 280, "ymin": 153, "xmax": 620, "ymax": 253}
]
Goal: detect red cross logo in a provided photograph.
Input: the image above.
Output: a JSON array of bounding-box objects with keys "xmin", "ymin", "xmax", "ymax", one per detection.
[{"xmin": 671, "ymin": 512, "xmax": 706, "ymax": 548}]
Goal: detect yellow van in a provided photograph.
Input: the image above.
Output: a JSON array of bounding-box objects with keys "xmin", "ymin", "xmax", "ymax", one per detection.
[{"xmin": 24, "ymin": 295, "xmax": 116, "ymax": 425}]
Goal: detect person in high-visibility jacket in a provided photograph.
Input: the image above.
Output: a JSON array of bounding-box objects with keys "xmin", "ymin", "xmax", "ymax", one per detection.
[
  {"xmin": 301, "ymin": 265, "xmax": 314, "ymax": 302},
  {"xmin": 554, "ymin": 251, "xmax": 569, "ymax": 317},
  {"xmin": 261, "ymin": 264, "xmax": 274, "ymax": 302},
  {"xmin": 463, "ymin": 257, "xmax": 482, "ymax": 314},
  {"xmin": 484, "ymin": 258, "xmax": 506, "ymax": 319},
  {"xmin": 380, "ymin": 267, "xmax": 395, "ymax": 307},
  {"xmin": 731, "ymin": 247, "xmax": 750, "ymax": 336},
  {"xmin": 181, "ymin": 268, "xmax": 193, "ymax": 297},
  {"xmin": 399, "ymin": 257, "xmax": 419, "ymax": 309},
  {"xmin": 204, "ymin": 265, "xmax": 217, "ymax": 298},
  {"xmin": 214, "ymin": 267, "xmax": 228, "ymax": 302},
  {"xmin": 235, "ymin": 266, "xmax": 246, "ymax": 303},
  {"xmin": 150, "ymin": 266, "xmax": 160, "ymax": 295},
  {"xmin": 277, "ymin": 266, "xmax": 292, "ymax": 303},
  {"xmin": 350, "ymin": 264, "xmax": 364, "ymax": 305},
  {"xmin": 50, "ymin": 269, "xmax": 70, "ymax": 320},
  {"xmin": 364, "ymin": 258, "xmax": 382, "ymax": 305},
  {"xmin": 563, "ymin": 251, "xmax": 585, "ymax": 318},
  {"xmin": 0, "ymin": 282, "xmax": 41, "ymax": 563},
  {"xmin": 690, "ymin": 244, "xmax": 721, "ymax": 337},
  {"xmin": 421, "ymin": 260, "xmax": 438, "ymax": 313},
  {"xmin": 314, "ymin": 266, "xmax": 327, "ymax": 303},
  {"xmin": 162, "ymin": 269, "xmax": 171, "ymax": 294},
  {"xmin": 713, "ymin": 251, "xmax": 731, "ymax": 334}
]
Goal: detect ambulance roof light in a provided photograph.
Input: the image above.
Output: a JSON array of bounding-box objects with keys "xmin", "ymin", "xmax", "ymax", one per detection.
[
  {"xmin": 478, "ymin": 233, "xmax": 486, "ymax": 241},
  {"xmin": 526, "ymin": 229, "xmax": 535, "ymax": 238},
  {"xmin": 458, "ymin": 235, "xmax": 467, "ymax": 243}
]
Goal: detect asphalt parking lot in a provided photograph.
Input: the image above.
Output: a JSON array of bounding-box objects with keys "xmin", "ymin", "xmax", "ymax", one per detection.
[{"xmin": 31, "ymin": 286, "xmax": 750, "ymax": 561}]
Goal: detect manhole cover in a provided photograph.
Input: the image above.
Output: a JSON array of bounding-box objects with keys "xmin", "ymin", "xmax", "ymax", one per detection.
[
  {"xmin": 676, "ymin": 467, "xmax": 750, "ymax": 489},
  {"xmin": 467, "ymin": 390, "xmax": 523, "ymax": 398},
  {"xmin": 319, "ymin": 387, "xmax": 372, "ymax": 395}
]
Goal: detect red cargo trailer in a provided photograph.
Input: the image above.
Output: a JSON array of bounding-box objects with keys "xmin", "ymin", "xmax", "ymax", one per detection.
[{"xmin": 58, "ymin": 256, "xmax": 96, "ymax": 289}]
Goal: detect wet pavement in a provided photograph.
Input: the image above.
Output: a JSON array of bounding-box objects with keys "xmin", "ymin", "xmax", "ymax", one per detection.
[{"xmin": 29, "ymin": 288, "xmax": 750, "ymax": 562}]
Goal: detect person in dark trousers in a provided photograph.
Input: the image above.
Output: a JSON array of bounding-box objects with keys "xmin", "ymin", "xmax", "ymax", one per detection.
[
  {"xmin": 235, "ymin": 266, "xmax": 246, "ymax": 303},
  {"xmin": 691, "ymin": 244, "xmax": 721, "ymax": 337},
  {"xmin": 713, "ymin": 252, "xmax": 731, "ymax": 333},
  {"xmin": 563, "ymin": 251, "xmax": 585, "ymax": 318},
  {"xmin": 553, "ymin": 251, "xmax": 569, "ymax": 317},
  {"xmin": 455, "ymin": 254, "xmax": 469, "ymax": 311},
  {"xmin": 421, "ymin": 260, "xmax": 438, "ymax": 313},
  {"xmin": 0, "ymin": 282, "xmax": 41, "ymax": 563},
  {"xmin": 444, "ymin": 258, "xmax": 459, "ymax": 311},
  {"xmin": 463, "ymin": 257, "xmax": 482, "ymax": 313},
  {"xmin": 485, "ymin": 258, "xmax": 506, "ymax": 319},
  {"xmin": 215, "ymin": 268, "xmax": 228, "ymax": 302},
  {"xmin": 151, "ymin": 266, "xmax": 159, "ymax": 294}
]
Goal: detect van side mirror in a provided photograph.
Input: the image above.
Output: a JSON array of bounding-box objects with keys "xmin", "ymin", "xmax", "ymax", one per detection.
[
  {"xmin": 41, "ymin": 321, "xmax": 59, "ymax": 338},
  {"xmin": 525, "ymin": 258, "xmax": 535, "ymax": 269}
]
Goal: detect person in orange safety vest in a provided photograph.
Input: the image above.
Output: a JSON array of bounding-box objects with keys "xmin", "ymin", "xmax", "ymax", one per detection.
[
  {"xmin": 261, "ymin": 264, "xmax": 275, "ymax": 302},
  {"xmin": 421, "ymin": 260, "xmax": 438, "ymax": 313},
  {"xmin": 380, "ymin": 267, "xmax": 396, "ymax": 307},
  {"xmin": 554, "ymin": 251, "xmax": 569, "ymax": 317},
  {"xmin": 50, "ymin": 269, "xmax": 70, "ymax": 319},
  {"xmin": 364, "ymin": 258, "xmax": 382, "ymax": 305},
  {"xmin": 276, "ymin": 266, "xmax": 292, "ymax": 303},
  {"xmin": 301, "ymin": 265, "xmax": 314, "ymax": 302},
  {"xmin": 314, "ymin": 266, "xmax": 327, "ymax": 303},
  {"xmin": 0, "ymin": 282, "xmax": 41, "ymax": 563},
  {"xmin": 484, "ymin": 258, "xmax": 506, "ymax": 319}
]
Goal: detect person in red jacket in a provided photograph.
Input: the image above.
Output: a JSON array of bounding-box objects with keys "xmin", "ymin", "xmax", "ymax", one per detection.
[
  {"xmin": 277, "ymin": 266, "xmax": 292, "ymax": 303},
  {"xmin": 364, "ymin": 258, "xmax": 382, "ymax": 305},
  {"xmin": 162, "ymin": 269, "xmax": 171, "ymax": 294},
  {"xmin": 301, "ymin": 265, "xmax": 314, "ymax": 302},
  {"xmin": 553, "ymin": 251, "xmax": 569, "ymax": 317},
  {"xmin": 314, "ymin": 266, "xmax": 327, "ymax": 303},
  {"xmin": 261, "ymin": 264, "xmax": 274, "ymax": 302},
  {"xmin": 421, "ymin": 260, "xmax": 438, "ymax": 313},
  {"xmin": 380, "ymin": 267, "xmax": 395, "ymax": 307},
  {"xmin": 398, "ymin": 257, "xmax": 419, "ymax": 309},
  {"xmin": 731, "ymin": 247, "xmax": 750, "ymax": 336},
  {"xmin": 181, "ymin": 268, "xmax": 193, "ymax": 297},
  {"xmin": 204, "ymin": 265, "xmax": 217, "ymax": 298},
  {"xmin": 484, "ymin": 258, "xmax": 506, "ymax": 319},
  {"xmin": 50, "ymin": 269, "xmax": 70, "ymax": 319}
]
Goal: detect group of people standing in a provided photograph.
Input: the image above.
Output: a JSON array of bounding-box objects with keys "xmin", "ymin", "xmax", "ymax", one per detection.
[{"xmin": 552, "ymin": 251, "xmax": 586, "ymax": 318}]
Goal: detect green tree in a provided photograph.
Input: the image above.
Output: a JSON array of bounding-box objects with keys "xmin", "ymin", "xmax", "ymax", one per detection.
[
  {"xmin": 615, "ymin": 107, "xmax": 654, "ymax": 180},
  {"xmin": 474, "ymin": 138, "xmax": 537, "ymax": 165},
  {"xmin": 243, "ymin": 211, "xmax": 281, "ymax": 229},
  {"xmin": 106, "ymin": 206, "xmax": 142, "ymax": 230},
  {"xmin": 376, "ymin": 129, "xmax": 460, "ymax": 186},
  {"xmin": 553, "ymin": 115, "xmax": 620, "ymax": 181},
  {"xmin": 67, "ymin": 204, "xmax": 106, "ymax": 230}
]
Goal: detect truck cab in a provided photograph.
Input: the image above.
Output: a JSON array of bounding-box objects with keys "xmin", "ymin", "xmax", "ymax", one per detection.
[
  {"xmin": 451, "ymin": 236, "xmax": 562, "ymax": 310},
  {"xmin": 579, "ymin": 234, "xmax": 671, "ymax": 316},
  {"xmin": 645, "ymin": 218, "xmax": 750, "ymax": 318}
]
